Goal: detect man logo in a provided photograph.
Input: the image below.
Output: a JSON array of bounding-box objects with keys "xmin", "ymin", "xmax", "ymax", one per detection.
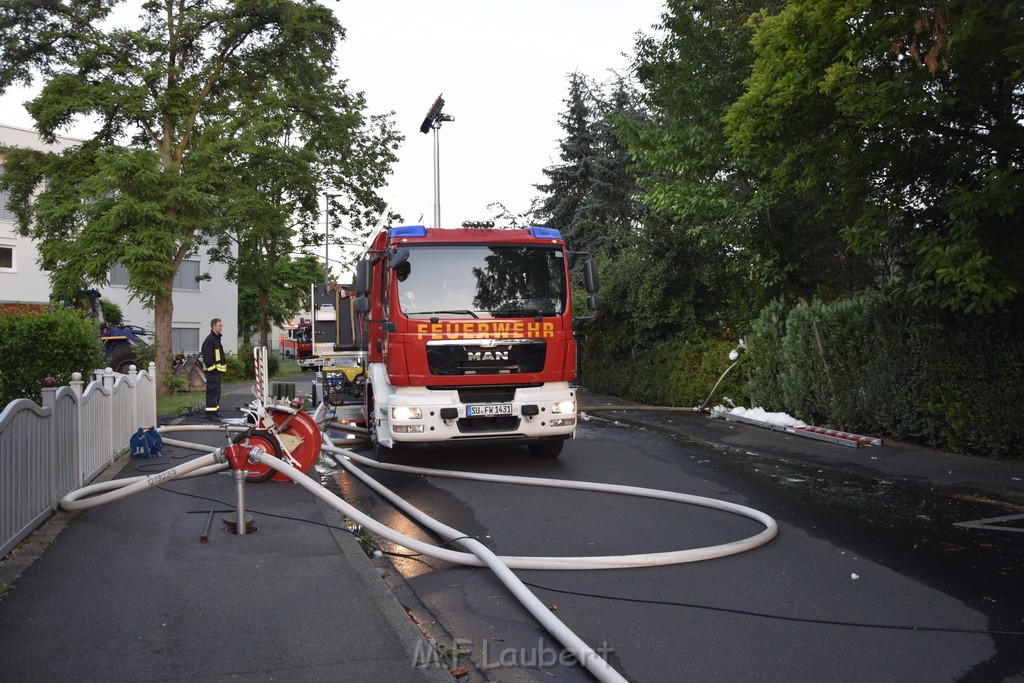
[{"xmin": 467, "ymin": 351, "xmax": 509, "ymax": 361}]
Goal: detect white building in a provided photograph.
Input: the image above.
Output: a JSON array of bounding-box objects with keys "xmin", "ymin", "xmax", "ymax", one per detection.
[{"xmin": 0, "ymin": 123, "xmax": 237, "ymax": 355}]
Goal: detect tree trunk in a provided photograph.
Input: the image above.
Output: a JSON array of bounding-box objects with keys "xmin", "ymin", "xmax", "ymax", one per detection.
[
  {"xmin": 258, "ymin": 287, "xmax": 269, "ymax": 351},
  {"xmin": 153, "ymin": 275, "xmax": 175, "ymax": 397}
]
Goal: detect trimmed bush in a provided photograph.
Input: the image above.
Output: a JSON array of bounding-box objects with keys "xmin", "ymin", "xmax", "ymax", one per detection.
[
  {"xmin": 777, "ymin": 302, "xmax": 834, "ymax": 424},
  {"xmin": 742, "ymin": 294, "xmax": 1024, "ymax": 459},
  {"xmin": 224, "ymin": 351, "xmax": 248, "ymax": 382},
  {"xmin": 233, "ymin": 344, "xmax": 279, "ymax": 382},
  {"xmin": 745, "ymin": 298, "xmax": 793, "ymax": 411},
  {"xmin": 579, "ymin": 333, "xmax": 746, "ymax": 409},
  {"xmin": 908, "ymin": 310, "xmax": 1024, "ymax": 458},
  {"xmin": 0, "ymin": 307, "xmax": 105, "ymax": 406},
  {"xmin": 582, "ymin": 285, "xmax": 1023, "ymax": 458}
]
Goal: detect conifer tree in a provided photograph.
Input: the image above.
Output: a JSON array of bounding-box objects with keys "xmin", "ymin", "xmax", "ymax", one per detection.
[{"xmin": 537, "ymin": 72, "xmax": 597, "ymax": 242}]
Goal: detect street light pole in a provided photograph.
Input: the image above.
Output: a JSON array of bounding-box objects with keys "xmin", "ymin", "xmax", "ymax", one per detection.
[
  {"xmin": 419, "ymin": 94, "xmax": 453, "ymax": 228},
  {"xmin": 324, "ymin": 193, "xmax": 342, "ymax": 281},
  {"xmin": 431, "ymin": 117, "xmax": 453, "ymax": 228},
  {"xmin": 433, "ymin": 122, "xmax": 441, "ymax": 228}
]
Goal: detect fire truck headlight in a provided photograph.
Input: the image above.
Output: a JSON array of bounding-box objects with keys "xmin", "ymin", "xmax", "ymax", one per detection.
[
  {"xmin": 391, "ymin": 406, "xmax": 422, "ymax": 421},
  {"xmin": 551, "ymin": 400, "xmax": 576, "ymax": 414}
]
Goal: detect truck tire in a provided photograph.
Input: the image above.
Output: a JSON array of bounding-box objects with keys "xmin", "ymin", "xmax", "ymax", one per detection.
[
  {"xmin": 368, "ymin": 391, "xmax": 406, "ymax": 465},
  {"xmin": 107, "ymin": 345, "xmax": 138, "ymax": 374},
  {"xmin": 528, "ymin": 441, "xmax": 564, "ymax": 459}
]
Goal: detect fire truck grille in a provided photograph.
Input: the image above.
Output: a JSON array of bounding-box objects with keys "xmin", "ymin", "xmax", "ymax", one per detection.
[
  {"xmin": 456, "ymin": 387, "xmax": 519, "ymax": 403},
  {"xmin": 456, "ymin": 416, "xmax": 521, "ymax": 433},
  {"xmin": 426, "ymin": 339, "xmax": 546, "ymax": 376}
]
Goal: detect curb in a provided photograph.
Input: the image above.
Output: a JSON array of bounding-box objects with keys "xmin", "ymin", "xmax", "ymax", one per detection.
[{"xmin": 313, "ymin": 495, "xmax": 460, "ymax": 683}]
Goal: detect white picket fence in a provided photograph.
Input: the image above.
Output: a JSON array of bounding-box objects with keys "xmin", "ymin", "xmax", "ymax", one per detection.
[{"xmin": 0, "ymin": 364, "xmax": 158, "ymax": 557}]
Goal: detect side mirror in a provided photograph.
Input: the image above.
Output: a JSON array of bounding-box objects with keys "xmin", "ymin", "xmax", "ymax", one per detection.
[
  {"xmin": 587, "ymin": 294, "xmax": 602, "ymax": 311},
  {"xmin": 355, "ymin": 259, "xmax": 371, "ymax": 295},
  {"xmin": 583, "ymin": 258, "xmax": 599, "ymax": 294},
  {"xmin": 389, "ymin": 248, "xmax": 410, "ymax": 269},
  {"xmin": 353, "ymin": 296, "xmax": 369, "ymax": 313}
]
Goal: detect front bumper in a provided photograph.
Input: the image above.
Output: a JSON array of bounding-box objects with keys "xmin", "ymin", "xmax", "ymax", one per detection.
[{"xmin": 379, "ymin": 383, "xmax": 577, "ymax": 446}]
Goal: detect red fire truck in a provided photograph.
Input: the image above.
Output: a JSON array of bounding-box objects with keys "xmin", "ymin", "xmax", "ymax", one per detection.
[
  {"xmin": 280, "ymin": 319, "xmax": 316, "ymax": 369},
  {"xmin": 353, "ymin": 223, "xmax": 599, "ymax": 462}
]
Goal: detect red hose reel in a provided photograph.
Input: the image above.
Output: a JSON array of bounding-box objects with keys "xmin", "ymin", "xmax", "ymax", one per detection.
[{"xmin": 231, "ymin": 408, "xmax": 322, "ymax": 482}]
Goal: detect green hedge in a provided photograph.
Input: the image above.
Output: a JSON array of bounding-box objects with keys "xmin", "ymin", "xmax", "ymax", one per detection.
[
  {"xmin": 745, "ymin": 298, "xmax": 790, "ymax": 410},
  {"xmin": 743, "ymin": 294, "xmax": 1024, "ymax": 459},
  {"xmin": 0, "ymin": 307, "xmax": 105, "ymax": 406},
  {"xmin": 907, "ymin": 311, "xmax": 1024, "ymax": 458},
  {"xmin": 580, "ymin": 334, "xmax": 747, "ymax": 409},
  {"xmin": 580, "ymin": 291, "xmax": 1024, "ymax": 459},
  {"xmin": 234, "ymin": 344, "xmax": 279, "ymax": 382}
]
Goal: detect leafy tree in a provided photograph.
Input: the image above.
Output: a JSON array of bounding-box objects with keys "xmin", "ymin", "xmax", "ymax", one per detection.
[
  {"xmin": 235, "ymin": 251, "xmax": 323, "ymax": 347},
  {"xmin": 488, "ymin": 199, "xmax": 545, "ymax": 228},
  {"xmin": 725, "ymin": 0, "xmax": 1024, "ymax": 313},
  {"xmin": 622, "ymin": 0, "xmax": 870, "ymax": 311},
  {"xmin": 0, "ymin": 0, "xmax": 391, "ymax": 387},
  {"xmin": 203, "ymin": 85, "xmax": 400, "ymax": 350}
]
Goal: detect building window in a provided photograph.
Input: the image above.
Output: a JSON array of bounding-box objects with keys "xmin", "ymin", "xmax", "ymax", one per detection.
[
  {"xmin": 173, "ymin": 259, "xmax": 201, "ymax": 291},
  {"xmin": 172, "ymin": 327, "xmax": 200, "ymax": 354},
  {"xmin": 110, "ymin": 259, "xmax": 201, "ymax": 289},
  {"xmin": 110, "ymin": 263, "xmax": 129, "ymax": 286},
  {"xmin": 0, "ymin": 245, "xmax": 13, "ymax": 270},
  {"xmin": 0, "ymin": 167, "xmax": 15, "ymax": 222}
]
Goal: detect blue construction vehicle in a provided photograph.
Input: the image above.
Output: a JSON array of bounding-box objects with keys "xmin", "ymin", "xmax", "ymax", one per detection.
[{"xmin": 75, "ymin": 289, "xmax": 151, "ymax": 374}]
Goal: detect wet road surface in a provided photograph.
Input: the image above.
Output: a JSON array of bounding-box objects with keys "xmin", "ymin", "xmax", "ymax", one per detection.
[{"xmin": 318, "ymin": 416, "xmax": 1024, "ymax": 681}]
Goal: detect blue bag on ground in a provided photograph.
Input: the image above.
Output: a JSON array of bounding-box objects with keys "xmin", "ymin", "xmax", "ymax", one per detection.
[{"xmin": 129, "ymin": 427, "xmax": 163, "ymax": 458}]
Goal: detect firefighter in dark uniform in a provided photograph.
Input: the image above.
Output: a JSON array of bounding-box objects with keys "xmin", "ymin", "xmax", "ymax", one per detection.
[{"xmin": 201, "ymin": 318, "xmax": 227, "ymax": 420}]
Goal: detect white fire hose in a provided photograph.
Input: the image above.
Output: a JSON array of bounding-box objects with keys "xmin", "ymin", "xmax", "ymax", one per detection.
[{"xmin": 59, "ymin": 423, "xmax": 778, "ymax": 683}]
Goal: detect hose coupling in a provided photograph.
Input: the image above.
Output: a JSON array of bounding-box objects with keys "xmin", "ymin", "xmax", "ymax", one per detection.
[{"xmin": 223, "ymin": 443, "xmax": 266, "ymax": 470}]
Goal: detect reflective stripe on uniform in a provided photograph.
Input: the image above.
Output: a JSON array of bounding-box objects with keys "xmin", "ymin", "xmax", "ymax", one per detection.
[{"xmin": 205, "ymin": 350, "xmax": 226, "ymax": 370}]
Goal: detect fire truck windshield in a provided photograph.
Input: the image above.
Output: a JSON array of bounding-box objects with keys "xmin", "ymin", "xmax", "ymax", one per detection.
[{"xmin": 396, "ymin": 245, "xmax": 566, "ymax": 318}]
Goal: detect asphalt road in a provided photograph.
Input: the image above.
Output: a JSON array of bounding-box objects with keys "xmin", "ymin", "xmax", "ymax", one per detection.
[{"xmin": 320, "ymin": 415, "xmax": 1024, "ymax": 682}]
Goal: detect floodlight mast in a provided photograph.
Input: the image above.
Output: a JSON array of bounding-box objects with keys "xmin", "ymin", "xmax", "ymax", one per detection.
[{"xmin": 420, "ymin": 94, "xmax": 453, "ymax": 228}]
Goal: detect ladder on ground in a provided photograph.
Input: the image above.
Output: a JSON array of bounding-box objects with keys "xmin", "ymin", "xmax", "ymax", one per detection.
[{"xmin": 720, "ymin": 411, "xmax": 883, "ymax": 448}]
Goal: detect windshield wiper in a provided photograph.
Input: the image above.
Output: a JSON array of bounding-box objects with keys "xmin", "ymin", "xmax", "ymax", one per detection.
[
  {"xmin": 415, "ymin": 309, "xmax": 480, "ymax": 319},
  {"xmin": 492, "ymin": 308, "xmax": 545, "ymax": 321}
]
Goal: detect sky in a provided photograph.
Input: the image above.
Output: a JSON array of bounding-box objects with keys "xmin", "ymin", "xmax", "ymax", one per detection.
[
  {"xmin": 0, "ymin": 0, "xmax": 666, "ymax": 258},
  {"xmin": 331, "ymin": 0, "xmax": 666, "ymax": 230}
]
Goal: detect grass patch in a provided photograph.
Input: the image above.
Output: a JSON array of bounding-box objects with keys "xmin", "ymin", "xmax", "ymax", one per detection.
[
  {"xmin": 276, "ymin": 359, "xmax": 301, "ymax": 375},
  {"xmin": 156, "ymin": 358, "xmax": 306, "ymax": 417},
  {"xmin": 28, "ymin": 534, "xmax": 56, "ymax": 548},
  {"xmin": 156, "ymin": 392, "xmax": 204, "ymax": 417}
]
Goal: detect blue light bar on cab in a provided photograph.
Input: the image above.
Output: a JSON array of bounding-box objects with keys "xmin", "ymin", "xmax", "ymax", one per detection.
[
  {"xmin": 528, "ymin": 226, "xmax": 562, "ymax": 240},
  {"xmin": 389, "ymin": 225, "xmax": 427, "ymax": 238}
]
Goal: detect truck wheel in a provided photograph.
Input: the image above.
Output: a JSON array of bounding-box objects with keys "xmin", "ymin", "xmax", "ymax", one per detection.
[
  {"xmin": 368, "ymin": 392, "xmax": 405, "ymax": 465},
  {"xmin": 107, "ymin": 346, "xmax": 138, "ymax": 374},
  {"xmin": 528, "ymin": 441, "xmax": 564, "ymax": 459}
]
